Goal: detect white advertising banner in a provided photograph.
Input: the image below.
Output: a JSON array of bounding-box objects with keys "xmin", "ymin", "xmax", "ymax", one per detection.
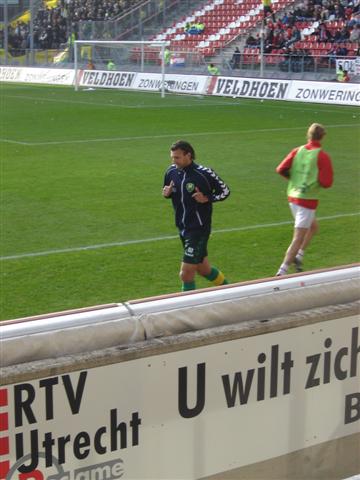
[
  {"xmin": 0, "ymin": 67, "xmax": 74, "ymax": 85},
  {"xmin": 2, "ymin": 316, "xmax": 359, "ymax": 479},
  {"xmin": 2, "ymin": 67, "xmax": 359, "ymax": 106},
  {"xmin": 20, "ymin": 68, "xmax": 75, "ymax": 86},
  {"xmin": 288, "ymin": 80, "xmax": 360, "ymax": 106},
  {"xmin": 207, "ymin": 76, "xmax": 291, "ymax": 99},
  {"xmin": 133, "ymin": 73, "xmax": 207, "ymax": 94}
]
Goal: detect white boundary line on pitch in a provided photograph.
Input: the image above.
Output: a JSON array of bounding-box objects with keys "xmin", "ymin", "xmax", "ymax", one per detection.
[
  {"xmin": 3, "ymin": 92, "xmax": 358, "ymax": 115},
  {"xmin": 2, "ymin": 93, "xmax": 236, "ymax": 109},
  {"xmin": 1, "ymin": 123, "xmax": 358, "ymax": 146},
  {"xmin": 1, "ymin": 212, "xmax": 359, "ymax": 261}
]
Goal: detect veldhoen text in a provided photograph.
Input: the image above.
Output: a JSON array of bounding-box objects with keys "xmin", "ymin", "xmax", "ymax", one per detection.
[
  {"xmin": 215, "ymin": 79, "xmax": 289, "ymax": 98},
  {"xmin": 81, "ymin": 71, "xmax": 135, "ymax": 88}
]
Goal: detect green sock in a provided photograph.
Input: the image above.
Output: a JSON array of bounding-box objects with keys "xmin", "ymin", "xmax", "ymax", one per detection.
[
  {"xmin": 182, "ymin": 281, "xmax": 196, "ymax": 291},
  {"xmin": 204, "ymin": 267, "xmax": 228, "ymax": 286}
]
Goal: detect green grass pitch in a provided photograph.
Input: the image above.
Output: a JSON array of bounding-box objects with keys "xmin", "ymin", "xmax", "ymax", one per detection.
[{"xmin": 1, "ymin": 83, "xmax": 359, "ymax": 320}]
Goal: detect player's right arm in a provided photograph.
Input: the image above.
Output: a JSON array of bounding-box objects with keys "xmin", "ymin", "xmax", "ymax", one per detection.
[
  {"xmin": 276, "ymin": 148, "xmax": 298, "ymax": 179},
  {"xmin": 163, "ymin": 171, "xmax": 174, "ymax": 198}
]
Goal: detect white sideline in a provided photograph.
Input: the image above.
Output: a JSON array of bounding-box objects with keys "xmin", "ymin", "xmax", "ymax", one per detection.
[
  {"xmin": 1, "ymin": 212, "xmax": 358, "ymax": 261},
  {"xmin": 2, "ymin": 92, "xmax": 358, "ymax": 115},
  {"xmin": 2, "ymin": 94, "xmax": 237, "ymax": 109},
  {"xmin": 0, "ymin": 123, "xmax": 358, "ymax": 146}
]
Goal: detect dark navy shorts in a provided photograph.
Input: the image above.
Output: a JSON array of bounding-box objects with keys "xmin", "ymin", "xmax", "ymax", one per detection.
[{"xmin": 180, "ymin": 232, "xmax": 209, "ymax": 264}]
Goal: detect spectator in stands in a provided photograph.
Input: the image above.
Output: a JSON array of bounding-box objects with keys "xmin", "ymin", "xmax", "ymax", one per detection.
[
  {"xmin": 160, "ymin": 47, "xmax": 171, "ymax": 65},
  {"xmin": 327, "ymin": 44, "xmax": 338, "ymax": 65},
  {"xmin": 184, "ymin": 22, "xmax": 191, "ymax": 33},
  {"xmin": 337, "ymin": 44, "xmax": 349, "ymax": 55},
  {"xmin": 332, "ymin": 3, "xmax": 346, "ymax": 20},
  {"xmin": 230, "ymin": 47, "xmax": 241, "ymax": 68},
  {"xmin": 262, "ymin": 0, "xmax": 276, "ymax": 22},
  {"xmin": 342, "ymin": 69, "xmax": 350, "ymax": 81},
  {"xmin": 294, "ymin": 1, "xmax": 313, "ymax": 20},
  {"xmin": 315, "ymin": 22, "xmax": 333, "ymax": 42},
  {"xmin": 66, "ymin": 24, "xmax": 77, "ymax": 61},
  {"xmin": 313, "ymin": 4, "xmax": 323, "ymax": 21},
  {"xmin": 303, "ymin": 49, "xmax": 315, "ymax": 70},
  {"xmin": 196, "ymin": 22, "xmax": 205, "ymax": 34},
  {"xmin": 208, "ymin": 63, "xmax": 220, "ymax": 75},
  {"xmin": 107, "ymin": 59, "xmax": 116, "ymax": 70},
  {"xmin": 350, "ymin": 24, "xmax": 360, "ymax": 41},
  {"xmin": 334, "ymin": 25, "xmax": 350, "ymax": 42},
  {"xmin": 263, "ymin": 19, "xmax": 275, "ymax": 40},
  {"xmin": 279, "ymin": 45, "xmax": 305, "ymax": 72},
  {"xmin": 347, "ymin": 12, "xmax": 360, "ymax": 29},
  {"xmin": 336, "ymin": 64, "xmax": 345, "ymax": 81},
  {"xmin": 285, "ymin": 25, "xmax": 301, "ymax": 47},
  {"xmin": 272, "ymin": 28, "xmax": 287, "ymax": 49},
  {"xmin": 279, "ymin": 11, "xmax": 296, "ymax": 27},
  {"xmin": 245, "ymin": 33, "xmax": 258, "ymax": 47},
  {"xmin": 86, "ymin": 60, "xmax": 96, "ymax": 69}
]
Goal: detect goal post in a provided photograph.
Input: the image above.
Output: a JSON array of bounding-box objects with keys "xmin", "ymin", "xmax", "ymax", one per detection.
[{"xmin": 74, "ymin": 40, "xmax": 168, "ymax": 97}]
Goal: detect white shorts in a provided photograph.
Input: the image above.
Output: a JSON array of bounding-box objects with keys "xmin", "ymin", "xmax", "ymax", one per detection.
[{"xmin": 289, "ymin": 203, "xmax": 316, "ymax": 229}]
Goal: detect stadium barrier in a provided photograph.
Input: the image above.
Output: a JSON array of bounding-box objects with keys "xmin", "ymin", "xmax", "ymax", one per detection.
[
  {"xmin": 1, "ymin": 65, "xmax": 359, "ymax": 106},
  {"xmin": 2, "ymin": 264, "xmax": 360, "ymax": 368},
  {"xmin": 1, "ymin": 265, "xmax": 359, "ymax": 479}
]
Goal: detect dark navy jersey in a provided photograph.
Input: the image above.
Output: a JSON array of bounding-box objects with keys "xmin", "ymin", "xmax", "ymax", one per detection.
[{"xmin": 163, "ymin": 161, "xmax": 230, "ymax": 235}]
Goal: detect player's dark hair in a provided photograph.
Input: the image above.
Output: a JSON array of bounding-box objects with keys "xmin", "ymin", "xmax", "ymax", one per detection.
[{"xmin": 170, "ymin": 140, "xmax": 195, "ymax": 160}]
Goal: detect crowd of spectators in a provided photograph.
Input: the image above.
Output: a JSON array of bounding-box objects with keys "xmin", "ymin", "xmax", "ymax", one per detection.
[
  {"xmin": 7, "ymin": 6, "xmax": 67, "ymax": 52},
  {"xmin": 58, "ymin": 0, "xmax": 137, "ymax": 23},
  {"xmin": 4, "ymin": 0, "xmax": 360, "ymax": 62},
  {"xmin": 244, "ymin": 0, "xmax": 360, "ymax": 62},
  {"xmin": 6, "ymin": 0, "xmax": 142, "ymax": 53}
]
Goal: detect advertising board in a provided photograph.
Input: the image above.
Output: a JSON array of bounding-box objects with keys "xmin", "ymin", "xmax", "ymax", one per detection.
[
  {"xmin": 133, "ymin": 73, "xmax": 207, "ymax": 94},
  {"xmin": 287, "ymin": 80, "xmax": 360, "ymax": 106},
  {"xmin": 1, "ymin": 67, "xmax": 359, "ymax": 106},
  {"xmin": 0, "ymin": 67, "xmax": 74, "ymax": 85},
  {"xmin": 79, "ymin": 70, "xmax": 136, "ymax": 89},
  {"xmin": 1, "ymin": 316, "xmax": 359, "ymax": 479},
  {"xmin": 206, "ymin": 76, "xmax": 291, "ymax": 99}
]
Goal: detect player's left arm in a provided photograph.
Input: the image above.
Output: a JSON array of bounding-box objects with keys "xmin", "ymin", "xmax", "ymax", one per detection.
[{"xmin": 208, "ymin": 169, "xmax": 230, "ymax": 202}]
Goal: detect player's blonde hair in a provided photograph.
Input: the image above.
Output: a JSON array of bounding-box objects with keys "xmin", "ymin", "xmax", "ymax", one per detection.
[{"xmin": 307, "ymin": 123, "xmax": 326, "ymax": 141}]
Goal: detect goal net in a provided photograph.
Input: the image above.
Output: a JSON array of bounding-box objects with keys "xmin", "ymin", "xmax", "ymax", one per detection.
[{"xmin": 74, "ymin": 40, "xmax": 168, "ymax": 96}]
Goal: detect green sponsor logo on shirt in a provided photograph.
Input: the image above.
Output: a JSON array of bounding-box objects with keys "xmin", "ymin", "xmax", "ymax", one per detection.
[{"xmin": 186, "ymin": 182, "xmax": 195, "ymax": 193}]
